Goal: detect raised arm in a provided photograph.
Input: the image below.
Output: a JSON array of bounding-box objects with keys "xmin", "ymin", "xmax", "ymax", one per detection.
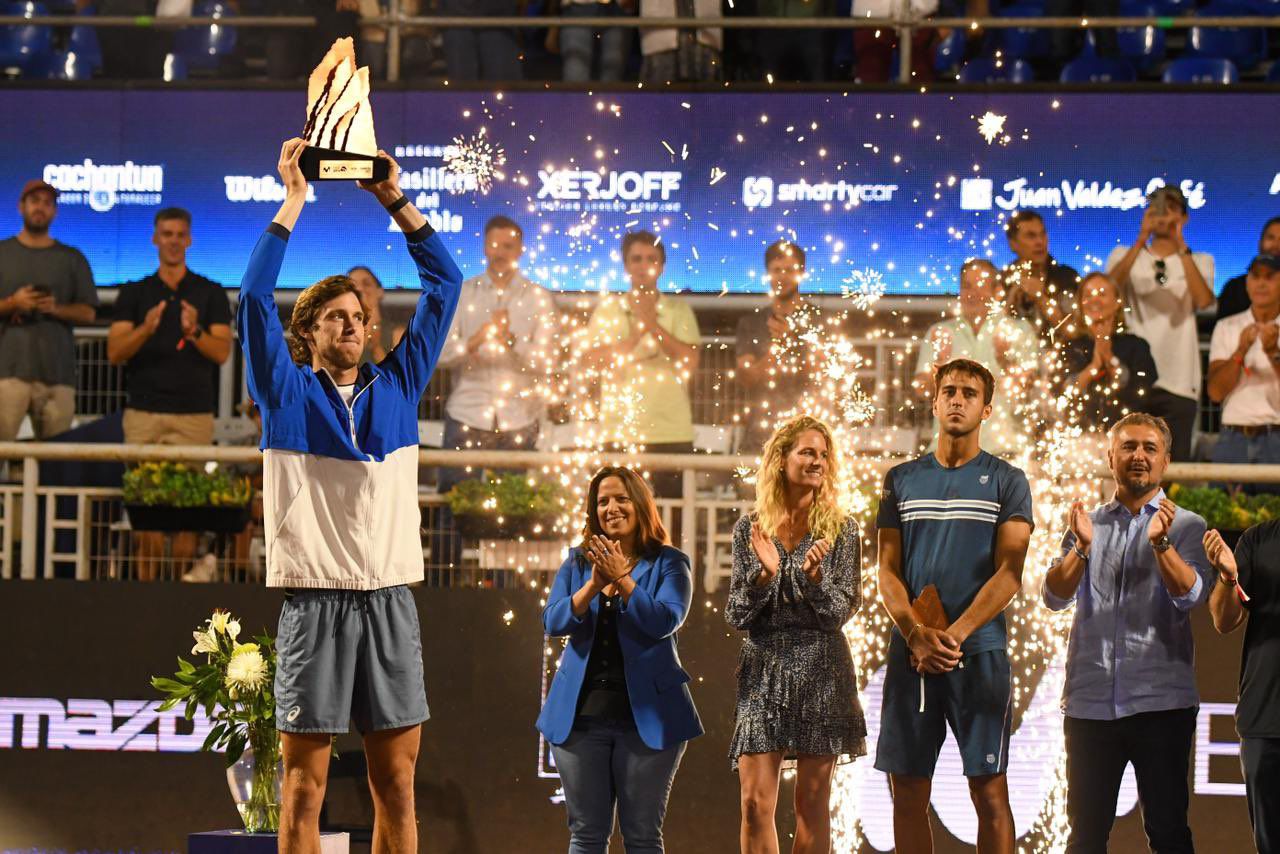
[
  {"xmin": 724, "ymin": 515, "xmax": 778, "ymax": 630},
  {"xmin": 363, "ymin": 153, "xmax": 463, "ymax": 401},
  {"xmin": 798, "ymin": 518, "xmax": 862, "ymax": 630},
  {"xmin": 618, "ymin": 549, "xmax": 694, "ymax": 641},
  {"xmin": 236, "ymin": 140, "xmax": 309, "ymax": 410}
]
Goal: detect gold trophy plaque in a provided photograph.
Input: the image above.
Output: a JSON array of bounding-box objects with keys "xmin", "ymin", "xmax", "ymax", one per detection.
[{"xmin": 299, "ymin": 37, "xmax": 389, "ymax": 182}]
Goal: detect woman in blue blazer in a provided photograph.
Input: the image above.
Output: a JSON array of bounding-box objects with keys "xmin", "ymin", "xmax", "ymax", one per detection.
[{"xmin": 537, "ymin": 465, "xmax": 704, "ymax": 854}]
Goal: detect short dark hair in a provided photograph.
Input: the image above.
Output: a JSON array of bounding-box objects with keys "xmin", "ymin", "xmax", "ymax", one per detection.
[
  {"xmin": 1147, "ymin": 185, "xmax": 1188, "ymax": 216},
  {"xmin": 621, "ymin": 230, "xmax": 666, "ymax": 264},
  {"xmin": 1109, "ymin": 412, "xmax": 1173, "ymax": 458},
  {"xmin": 764, "ymin": 239, "xmax": 805, "ymax": 269},
  {"xmin": 1262, "ymin": 216, "xmax": 1280, "ymax": 238},
  {"xmin": 484, "ymin": 215, "xmax": 523, "ymax": 239},
  {"xmin": 154, "ymin": 207, "xmax": 191, "ymax": 228},
  {"xmin": 288, "ymin": 275, "xmax": 369, "ymax": 365},
  {"xmin": 347, "ymin": 265, "xmax": 383, "ymax": 290},
  {"xmin": 1005, "ymin": 210, "xmax": 1043, "ymax": 241},
  {"xmin": 934, "ymin": 358, "xmax": 996, "ymax": 405}
]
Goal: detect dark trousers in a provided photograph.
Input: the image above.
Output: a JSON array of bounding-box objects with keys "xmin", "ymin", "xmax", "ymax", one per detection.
[
  {"xmin": 1064, "ymin": 707, "xmax": 1197, "ymax": 854},
  {"xmin": 432, "ymin": 414, "xmax": 540, "ymax": 569},
  {"xmin": 1145, "ymin": 388, "xmax": 1198, "ymax": 462},
  {"xmin": 1242, "ymin": 736, "xmax": 1280, "ymax": 854}
]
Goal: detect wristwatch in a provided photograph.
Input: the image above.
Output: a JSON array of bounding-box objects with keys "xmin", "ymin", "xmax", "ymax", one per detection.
[
  {"xmin": 1152, "ymin": 535, "xmax": 1173, "ymax": 553},
  {"xmin": 190, "ymin": 326, "xmax": 204, "ymax": 341}
]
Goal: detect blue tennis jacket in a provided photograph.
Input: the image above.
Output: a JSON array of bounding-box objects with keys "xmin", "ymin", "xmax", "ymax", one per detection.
[
  {"xmin": 536, "ymin": 545, "xmax": 704, "ymax": 750},
  {"xmin": 237, "ymin": 221, "xmax": 461, "ymax": 590}
]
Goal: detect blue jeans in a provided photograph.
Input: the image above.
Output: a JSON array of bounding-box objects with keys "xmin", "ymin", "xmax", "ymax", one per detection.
[
  {"xmin": 1211, "ymin": 427, "xmax": 1280, "ymax": 495},
  {"xmin": 561, "ymin": 2, "xmax": 630, "ymax": 82},
  {"xmin": 550, "ymin": 718, "xmax": 687, "ymax": 854}
]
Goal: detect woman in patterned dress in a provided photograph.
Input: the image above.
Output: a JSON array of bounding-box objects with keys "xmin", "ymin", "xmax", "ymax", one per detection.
[{"xmin": 726, "ymin": 415, "xmax": 867, "ymax": 854}]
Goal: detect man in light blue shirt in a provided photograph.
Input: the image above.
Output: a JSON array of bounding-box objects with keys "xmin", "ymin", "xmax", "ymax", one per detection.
[{"xmin": 1043, "ymin": 412, "xmax": 1213, "ymax": 854}]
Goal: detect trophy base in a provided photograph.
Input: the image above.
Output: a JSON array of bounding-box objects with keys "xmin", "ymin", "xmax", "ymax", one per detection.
[{"xmin": 300, "ymin": 146, "xmax": 390, "ymax": 182}]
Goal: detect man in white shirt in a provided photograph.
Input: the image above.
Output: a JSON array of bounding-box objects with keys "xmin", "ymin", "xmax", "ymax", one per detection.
[
  {"xmin": 1106, "ymin": 185, "xmax": 1216, "ymax": 461},
  {"xmin": 434, "ymin": 215, "xmax": 556, "ymax": 562},
  {"xmin": 1207, "ymin": 254, "xmax": 1280, "ymax": 493},
  {"xmin": 914, "ymin": 259, "xmax": 1040, "ymax": 456}
]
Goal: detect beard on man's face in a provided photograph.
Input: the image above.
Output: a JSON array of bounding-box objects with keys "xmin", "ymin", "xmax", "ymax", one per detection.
[{"xmin": 22, "ymin": 213, "xmax": 50, "ymax": 235}]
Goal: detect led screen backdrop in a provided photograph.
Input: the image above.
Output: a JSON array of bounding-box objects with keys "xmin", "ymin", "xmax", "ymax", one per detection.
[{"xmin": 6, "ymin": 90, "xmax": 1276, "ymax": 294}]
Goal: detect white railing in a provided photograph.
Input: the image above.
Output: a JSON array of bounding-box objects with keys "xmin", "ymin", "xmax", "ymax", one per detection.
[{"xmin": 0, "ymin": 442, "xmax": 1276, "ymax": 590}]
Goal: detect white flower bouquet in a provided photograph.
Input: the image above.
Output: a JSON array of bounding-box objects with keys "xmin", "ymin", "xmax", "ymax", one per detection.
[{"xmin": 151, "ymin": 609, "xmax": 281, "ymax": 832}]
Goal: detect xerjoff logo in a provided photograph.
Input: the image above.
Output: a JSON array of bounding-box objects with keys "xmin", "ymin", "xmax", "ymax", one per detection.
[
  {"xmin": 961, "ymin": 178, "xmax": 995, "ymax": 211},
  {"xmin": 742, "ymin": 175, "xmax": 775, "ymax": 209}
]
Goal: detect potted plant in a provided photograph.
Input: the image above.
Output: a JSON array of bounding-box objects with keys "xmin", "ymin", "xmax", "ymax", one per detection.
[
  {"xmin": 151, "ymin": 609, "xmax": 281, "ymax": 833},
  {"xmin": 446, "ymin": 471, "xmax": 567, "ymax": 541},
  {"xmin": 123, "ymin": 462, "xmax": 252, "ymax": 533},
  {"xmin": 1167, "ymin": 484, "xmax": 1280, "ymax": 549}
]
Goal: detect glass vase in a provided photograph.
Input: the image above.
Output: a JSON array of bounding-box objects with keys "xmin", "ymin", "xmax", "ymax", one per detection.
[{"xmin": 225, "ymin": 725, "xmax": 283, "ymax": 832}]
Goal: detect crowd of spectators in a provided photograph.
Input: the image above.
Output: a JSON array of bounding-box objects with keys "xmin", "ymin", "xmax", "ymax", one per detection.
[
  {"xmin": 17, "ymin": 0, "xmax": 1280, "ymax": 84},
  {"xmin": 5, "ymin": 176, "xmax": 1280, "ymax": 578}
]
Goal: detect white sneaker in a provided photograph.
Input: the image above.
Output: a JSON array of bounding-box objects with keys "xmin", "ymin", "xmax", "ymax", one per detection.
[{"xmin": 182, "ymin": 553, "xmax": 218, "ymax": 583}]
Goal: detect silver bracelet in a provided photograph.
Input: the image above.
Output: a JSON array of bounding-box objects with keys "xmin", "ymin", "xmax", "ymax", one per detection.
[{"xmin": 1072, "ymin": 543, "xmax": 1089, "ymax": 561}]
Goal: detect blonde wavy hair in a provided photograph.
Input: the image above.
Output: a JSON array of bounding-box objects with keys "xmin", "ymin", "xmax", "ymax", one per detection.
[{"xmin": 753, "ymin": 415, "xmax": 845, "ymax": 544}]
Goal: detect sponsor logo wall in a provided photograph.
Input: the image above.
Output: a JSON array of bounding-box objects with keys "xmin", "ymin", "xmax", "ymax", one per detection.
[{"xmin": 1, "ymin": 91, "xmax": 1272, "ymax": 293}]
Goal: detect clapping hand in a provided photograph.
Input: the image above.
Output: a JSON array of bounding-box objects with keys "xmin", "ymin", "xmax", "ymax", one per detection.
[
  {"xmin": 1147, "ymin": 498, "xmax": 1177, "ymax": 545},
  {"xmin": 1203, "ymin": 529, "xmax": 1238, "ymax": 583},
  {"xmin": 142, "ymin": 300, "xmax": 166, "ymax": 335},
  {"xmin": 749, "ymin": 521, "xmax": 780, "ymax": 585},
  {"xmin": 584, "ymin": 534, "xmax": 632, "ymax": 588},
  {"xmin": 1068, "ymin": 501, "xmax": 1093, "ymax": 552},
  {"xmin": 800, "ymin": 538, "xmax": 830, "ymax": 583},
  {"xmin": 180, "ymin": 300, "xmax": 199, "ymax": 339}
]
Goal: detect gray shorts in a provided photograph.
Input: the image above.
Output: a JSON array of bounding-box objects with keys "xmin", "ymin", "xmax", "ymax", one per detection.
[{"xmin": 274, "ymin": 585, "xmax": 429, "ymax": 735}]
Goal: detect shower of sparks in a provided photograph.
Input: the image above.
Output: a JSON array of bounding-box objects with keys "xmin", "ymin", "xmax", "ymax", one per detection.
[
  {"xmin": 843, "ymin": 267, "xmax": 887, "ymax": 311},
  {"xmin": 977, "ymin": 111, "xmax": 1008, "ymax": 145},
  {"xmin": 444, "ymin": 129, "xmax": 507, "ymax": 193}
]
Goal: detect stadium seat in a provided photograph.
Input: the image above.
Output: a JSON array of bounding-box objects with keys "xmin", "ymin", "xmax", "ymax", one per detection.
[
  {"xmin": 172, "ymin": 0, "xmax": 236, "ymax": 72},
  {"xmin": 994, "ymin": 4, "xmax": 1054, "ymax": 59},
  {"xmin": 957, "ymin": 56, "xmax": 1036, "ymax": 82},
  {"xmin": 934, "ymin": 28, "xmax": 967, "ymax": 75},
  {"xmin": 1266, "ymin": 60, "xmax": 1280, "ymax": 80},
  {"xmin": 1060, "ymin": 53, "xmax": 1139, "ymax": 81},
  {"xmin": 1115, "ymin": 3, "xmax": 1167, "ymax": 70},
  {"xmin": 1162, "ymin": 56, "xmax": 1240, "ymax": 82},
  {"xmin": 0, "ymin": 1, "xmax": 52, "ymax": 74},
  {"xmin": 1155, "ymin": 0, "xmax": 1196, "ymax": 13},
  {"xmin": 1188, "ymin": 3, "xmax": 1267, "ymax": 69},
  {"xmin": 68, "ymin": 8, "xmax": 102, "ymax": 72}
]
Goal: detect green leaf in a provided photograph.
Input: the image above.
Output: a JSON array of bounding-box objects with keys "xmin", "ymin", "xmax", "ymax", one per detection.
[
  {"xmin": 201, "ymin": 722, "xmax": 225, "ymax": 752},
  {"xmin": 177, "ymin": 657, "xmax": 196, "ymax": 675},
  {"xmin": 152, "ymin": 677, "xmax": 190, "ymax": 696}
]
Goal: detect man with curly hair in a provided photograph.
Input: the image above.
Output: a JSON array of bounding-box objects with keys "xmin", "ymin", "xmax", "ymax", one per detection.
[{"xmin": 238, "ymin": 138, "xmax": 461, "ymax": 851}]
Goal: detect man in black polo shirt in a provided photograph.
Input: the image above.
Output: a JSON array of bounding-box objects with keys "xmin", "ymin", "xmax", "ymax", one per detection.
[
  {"xmin": 107, "ymin": 207, "xmax": 233, "ymax": 580},
  {"xmin": 1206, "ymin": 524, "xmax": 1280, "ymax": 854}
]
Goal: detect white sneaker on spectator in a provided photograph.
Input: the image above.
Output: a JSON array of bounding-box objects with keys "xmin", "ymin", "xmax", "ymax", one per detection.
[{"xmin": 182, "ymin": 553, "xmax": 218, "ymax": 583}]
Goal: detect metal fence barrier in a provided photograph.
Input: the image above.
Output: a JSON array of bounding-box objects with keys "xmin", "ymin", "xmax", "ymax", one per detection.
[{"xmin": 0, "ymin": 441, "xmax": 1274, "ymax": 591}]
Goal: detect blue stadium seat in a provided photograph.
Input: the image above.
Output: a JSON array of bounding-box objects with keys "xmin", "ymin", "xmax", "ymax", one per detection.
[
  {"xmin": 1163, "ymin": 56, "xmax": 1240, "ymax": 82},
  {"xmin": 68, "ymin": 8, "xmax": 102, "ymax": 72},
  {"xmin": 1060, "ymin": 53, "xmax": 1139, "ymax": 81},
  {"xmin": 1188, "ymin": 3, "xmax": 1266, "ymax": 69},
  {"xmin": 934, "ymin": 28, "xmax": 967, "ymax": 75},
  {"xmin": 0, "ymin": 1, "xmax": 52, "ymax": 74},
  {"xmin": 1155, "ymin": 0, "xmax": 1196, "ymax": 13},
  {"xmin": 172, "ymin": 0, "xmax": 236, "ymax": 71},
  {"xmin": 1114, "ymin": 2, "xmax": 1166, "ymax": 70},
  {"xmin": 957, "ymin": 56, "xmax": 1036, "ymax": 82},
  {"xmin": 994, "ymin": 4, "xmax": 1054, "ymax": 59}
]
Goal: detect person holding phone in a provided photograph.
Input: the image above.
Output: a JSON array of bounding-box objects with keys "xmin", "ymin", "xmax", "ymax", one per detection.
[
  {"xmin": 726, "ymin": 414, "xmax": 865, "ymax": 854},
  {"xmin": 1105, "ymin": 185, "xmax": 1215, "ymax": 461},
  {"xmin": 0, "ymin": 179, "xmax": 98, "ymax": 441},
  {"xmin": 537, "ymin": 465, "xmax": 702, "ymax": 853}
]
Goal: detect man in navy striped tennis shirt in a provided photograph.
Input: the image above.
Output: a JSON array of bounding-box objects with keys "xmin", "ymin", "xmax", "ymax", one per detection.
[
  {"xmin": 1043, "ymin": 413, "xmax": 1212, "ymax": 853},
  {"xmin": 876, "ymin": 357, "xmax": 1034, "ymax": 854}
]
